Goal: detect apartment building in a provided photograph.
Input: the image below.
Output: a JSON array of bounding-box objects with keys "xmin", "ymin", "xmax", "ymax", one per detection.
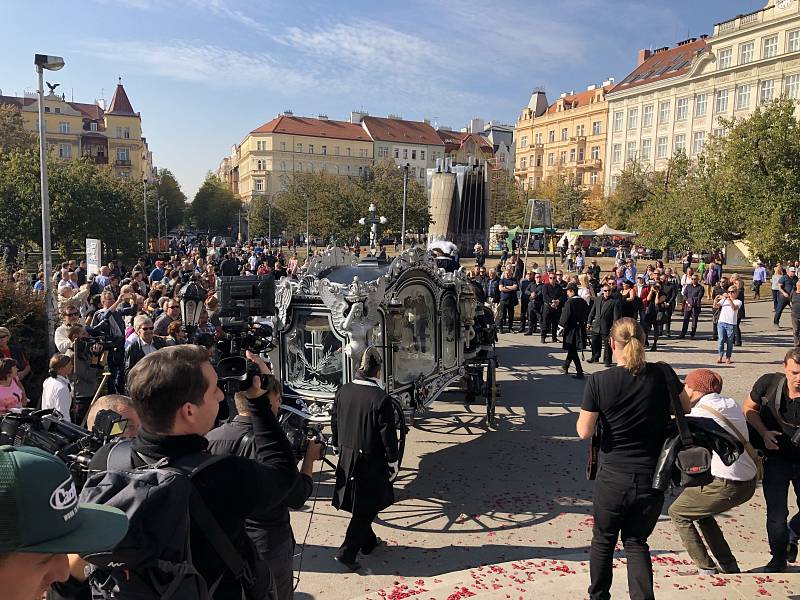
[
  {"xmin": 514, "ymin": 83, "xmax": 614, "ymax": 195},
  {"xmin": 604, "ymin": 0, "xmax": 800, "ymax": 192},
  {"xmin": 0, "ymin": 81, "xmax": 153, "ymax": 179},
  {"xmin": 359, "ymin": 115, "xmax": 444, "ymax": 182}
]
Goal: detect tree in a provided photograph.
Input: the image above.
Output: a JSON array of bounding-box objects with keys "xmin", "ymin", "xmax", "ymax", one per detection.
[
  {"xmin": 359, "ymin": 160, "xmax": 430, "ymax": 234},
  {"xmin": 0, "ymin": 149, "xmax": 41, "ymax": 247},
  {"xmin": 155, "ymin": 168, "xmax": 187, "ymax": 230},
  {"xmin": 189, "ymin": 173, "xmax": 241, "ymax": 234},
  {"xmin": 248, "ymin": 194, "xmax": 287, "ymax": 239},
  {"xmin": 535, "ymin": 174, "xmax": 592, "ymax": 229},
  {"xmin": 491, "ymin": 175, "xmax": 527, "ymax": 227},
  {"xmin": 602, "ymin": 160, "xmax": 656, "ymax": 230},
  {"xmin": 0, "ymin": 104, "xmax": 35, "ymax": 155}
]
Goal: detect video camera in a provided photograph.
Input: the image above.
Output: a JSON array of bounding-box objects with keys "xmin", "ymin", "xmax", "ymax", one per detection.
[
  {"xmin": 278, "ymin": 397, "xmax": 331, "ymax": 462},
  {"xmin": 0, "ymin": 408, "xmax": 128, "ymax": 486}
]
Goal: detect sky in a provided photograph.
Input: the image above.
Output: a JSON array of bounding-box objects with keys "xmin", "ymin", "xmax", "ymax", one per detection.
[{"xmin": 1, "ymin": 0, "xmax": 765, "ymax": 198}]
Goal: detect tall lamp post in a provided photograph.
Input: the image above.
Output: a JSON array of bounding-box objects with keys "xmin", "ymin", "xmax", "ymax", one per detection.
[
  {"xmin": 358, "ymin": 203, "xmax": 387, "ymax": 255},
  {"xmin": 401, "ymin": 163, "xmax": 409, "ymax": 252},
  {"xmin": 142, "ymin": 175, "xmax": 149, "ymax": 256},
  {"xmin": 305, "ymin": 192, "xmax": 310, "ymax": 259},
  {"xmin": 35, "ymin": 53, "xmax": 65, "ymax": 352}
]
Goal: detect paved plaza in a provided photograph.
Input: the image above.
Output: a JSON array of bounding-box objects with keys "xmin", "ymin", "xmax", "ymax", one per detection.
[{"xmin": 291, "ymin": 294, "xmax": 800, "ymax": 599}]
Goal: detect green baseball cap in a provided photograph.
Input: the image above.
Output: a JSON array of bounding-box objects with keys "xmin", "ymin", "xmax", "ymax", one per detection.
[{"xmin": 0, "ymin": 445, "xmax": 128, "ymax": 553}]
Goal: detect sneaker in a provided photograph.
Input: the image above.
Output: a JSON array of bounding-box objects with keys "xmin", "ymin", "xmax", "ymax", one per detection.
[
  {"xmin": 788, "ymin": 541, "xmax": 798, "ymax": 563},
  {"xmin": 762, "ymin": 558, "xmax": 788, "ymax": 573},
  {"xmin": 698, "ymin": 567, "xmax": 718, "ymax": 576}
]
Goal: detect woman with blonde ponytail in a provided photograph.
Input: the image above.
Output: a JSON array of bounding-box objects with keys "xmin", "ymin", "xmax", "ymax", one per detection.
[{"xmin": 577, "ymin": 317, "xmax": 690, "ymax": 600}]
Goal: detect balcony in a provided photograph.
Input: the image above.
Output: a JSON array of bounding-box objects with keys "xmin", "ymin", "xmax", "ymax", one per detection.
[
  {"xmin": 114, "ymin": 159, "xmax": 132, "ymax": 167},
  {"xmin": 715, "ymin": 6, "xmax": 770, "ymax": 35},
  {"xmin": 84, "ymin": 154, "xmax": 108, "ymax": 165},
  {"xmin": 577, "ymin": 158, "xmax": 602, "ymax": 169}
]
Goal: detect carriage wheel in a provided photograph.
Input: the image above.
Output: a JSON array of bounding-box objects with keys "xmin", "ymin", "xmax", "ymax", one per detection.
[
  {"xmin": 485, "ymin": 358, "xmax": 497, "ymax": 427},
  {"xmin": 390, "ymin": 397, "xmax": 408, "ymax": 467}
]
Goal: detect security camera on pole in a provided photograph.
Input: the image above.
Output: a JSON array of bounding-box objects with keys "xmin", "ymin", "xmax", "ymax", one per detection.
[{"xmin": 34, "ymin": 53, "xmax": 65, "ymax": 352}]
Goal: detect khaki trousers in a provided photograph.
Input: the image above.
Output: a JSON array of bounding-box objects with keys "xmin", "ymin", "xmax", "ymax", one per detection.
[{"xmin": 668, "ymin": 477, "xmax": 756, "ymax": 571}]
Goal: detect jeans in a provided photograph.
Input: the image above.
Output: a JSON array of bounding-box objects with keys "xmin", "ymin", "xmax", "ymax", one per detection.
[
  {"xmin": 763, "ymin": 455, "xmax": 800, "ymax": 562},
  {"xmin": 717, "ymin": 322, "xmax": 735, "ymax": 358},
  {"xmin": 775, "ymin": 295, "xmax": 790, "ymax": 325},
  {"xmin": 668, "ymin": 478, "xmax": 756, "ymax": 570},
  {"xmin": 589, "ymin": 466, "xmax": 664, "ymax": 600},
  {"xmin": 773, "ymin": 289, "xmax": 780, "ymax": 312}
]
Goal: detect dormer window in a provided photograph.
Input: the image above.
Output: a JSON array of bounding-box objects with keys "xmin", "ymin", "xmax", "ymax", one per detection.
[{"xmin": 90, "ymin": 122, "xmax": 98, "ymax": 132}]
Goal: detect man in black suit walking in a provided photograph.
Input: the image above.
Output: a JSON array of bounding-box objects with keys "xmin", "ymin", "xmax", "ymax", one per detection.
[{"xmin": 587, "ymin": 285, "xmax": 618, "ymax": 367}]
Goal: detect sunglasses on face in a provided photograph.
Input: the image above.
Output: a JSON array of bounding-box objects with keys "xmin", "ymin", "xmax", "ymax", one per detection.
[
  {"xmin": 139, "ymin": 326, "xmax": 154, "ymax": 331},
  {"xmin": 0, "ymin": 334, "xmax": 8, "ymax": 339},
  {"xmin": 65, "ymin": 312, "xmax": 79, "ymax": 317}
]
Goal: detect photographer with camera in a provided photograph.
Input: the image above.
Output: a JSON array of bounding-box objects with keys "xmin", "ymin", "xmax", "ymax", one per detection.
[
  {"xmin": 207, "ymin": 352, "xmax": 322, "ymax": 600},
  {"xmin": 90, "ymin": 291, "xmax": 136, "ymax": 395},
  {"xmin": 65, "ymin": 325, "xmax": 106, "ymax": 425},
  {"xmin": 78, "ymin": 345, "xmax": 297, "ymax": 599},
  {"xmin": 331, "ymin": 347, "xmax": 399, "ymax": 571},
  {"xmin": 86, "ymin": 394, "xmax": 140, "ymax": 439},
  {"xmin": 713, "ymin": 285, "xmax": 742, "ymax": 365}
]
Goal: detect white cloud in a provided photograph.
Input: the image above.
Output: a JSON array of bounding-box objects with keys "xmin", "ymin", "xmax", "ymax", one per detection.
[{"xmin": 74, "ymin": 39, "xmax": 317, "ymax": 92}]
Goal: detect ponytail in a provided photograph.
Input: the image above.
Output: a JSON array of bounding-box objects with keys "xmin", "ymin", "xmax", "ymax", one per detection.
[
  {"xmin": 48, "ymin": 353, "xmax": 71, "ymax": 378},
  {"xmin": 610, "ymin": 317, "xmax": 646, "ymax": 374}
]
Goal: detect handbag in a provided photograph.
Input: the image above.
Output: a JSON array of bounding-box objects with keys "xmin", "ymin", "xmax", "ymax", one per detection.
[
  {"xmin": 657, "ymin": 363, "xmax": 714, "ymax": 488},
  {"xmin": 696, "ymin": 404, "xmax": 764, "ymax": 481},
  {"xmin": 586, "ymin": 424, "xmax": 601, "ymax": 480}
]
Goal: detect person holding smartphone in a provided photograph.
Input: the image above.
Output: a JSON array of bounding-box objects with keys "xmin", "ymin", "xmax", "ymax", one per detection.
[{"xmin": 714, "ymin": 286, "xmax": 742, "ymax": 365}]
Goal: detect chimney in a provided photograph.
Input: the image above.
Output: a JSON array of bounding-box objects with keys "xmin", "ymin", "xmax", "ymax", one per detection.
[{"xmin": 637, "ymin": 49, "xmax": 652, "ymax": 66}]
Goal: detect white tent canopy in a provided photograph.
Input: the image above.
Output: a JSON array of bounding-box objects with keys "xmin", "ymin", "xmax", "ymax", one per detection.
[
  {"xmin": 557, "ymin": 229, "xmax": 596, "ymax": 248},
  {"xmin": 593, "ymin": 224, "xmax": 636, "ymax": 238}
]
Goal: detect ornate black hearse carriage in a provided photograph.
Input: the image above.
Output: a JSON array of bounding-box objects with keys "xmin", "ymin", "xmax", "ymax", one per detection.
[{"xmin": 271, "ymin": 247, "xmax": 498, "ymax": 430}]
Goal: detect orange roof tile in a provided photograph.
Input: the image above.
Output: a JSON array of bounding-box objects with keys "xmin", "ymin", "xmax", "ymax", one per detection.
[
  {"xmin": 437, "ymin": 129, "xmax": 493, "ymax": 155},
  {"xmin": 107, "ymin": 83, "xmax": 137, "ymax": 116},
  {"xmin": 611, "ymin": 39, "xmax": 707, "ymax": 93},
  {"xmin": 361, "ymin": 116, "xmax": 443, "ymax": 146},
  {"xmin": 545, "ymin": 84, "xmax": 614, "ymax": 115},
  {"xmin": 251, "ymin": 115, "xmax": 371, "ymax": 141}
]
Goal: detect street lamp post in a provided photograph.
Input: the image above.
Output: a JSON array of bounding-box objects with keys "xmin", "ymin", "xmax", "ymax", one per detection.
[
  {"xmin": 401, "ymin": 163, "xmax": 409, "ymax": 252},
  {"xmin": 358, "ymin": 203, "xmax": 387, "ymax": 255},
  {"xmin": 143, "ymin": 176, "xmax": 149, "ymax": 256},
  {"xmin": 268, "ymin": 200, "xmax": 272, "ymax": 246},
  {"xmin": 157, "ymin": 196, "xmax": 161, "ymax": 254},
  {"xmin": 35, "ymin": 53, "xmax": 65, "ymax": 352},
  {"xmin": 305, "ymin": 193, "xmax": 310, "ymax": 259}
]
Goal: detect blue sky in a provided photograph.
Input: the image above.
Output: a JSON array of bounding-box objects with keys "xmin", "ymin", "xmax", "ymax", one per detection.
[{"xmin": 1, "ymin": 0, "xmax": 764, "ymax": 198}]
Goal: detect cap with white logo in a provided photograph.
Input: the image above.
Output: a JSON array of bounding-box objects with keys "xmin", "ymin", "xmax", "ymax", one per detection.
[{"xmin": 0, "ymin": 445, "xmax": 128, "ymax": 553}]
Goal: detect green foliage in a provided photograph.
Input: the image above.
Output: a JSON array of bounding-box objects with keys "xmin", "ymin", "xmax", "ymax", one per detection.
[
  {"xmin": 0, "ymin": 149, "xmax": 42, "ymax": 247},
  {"xmin": 491, "ymin": 175, "xmax": 527, "ymax": 227},
  {"xmin": 189, "ymin": 173, "xmax": 241, "ymax": 233},
  {"xmin": 155, "ymin": 169, "xmax": 187, "ymax": 230},
  {"xmin": 248, "ymin": 194, "xmax": 287, "ymax": 239},
  {"xmin": 358, "ymin": 160, "xmax": 430, "ymax": 234},
  {"xmin": 0, "ymin": 104, "xmax": 36, "ymax": 154},
  {"xmin": 0, "ymin": 268, "xmax": 48, "ymax": 394}
]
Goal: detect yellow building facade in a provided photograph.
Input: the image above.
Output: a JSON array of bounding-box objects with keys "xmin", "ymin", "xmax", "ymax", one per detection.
[
  {"xmin": 0, "ymin": 82, "xmax": 152, "ymax": 179},
  {"xmin": 605, "ymin": 0, "xmax": 800, "ymax": 192},
  {"xmin": 232, "ymin": 114, "xmax": 374, "ymax": 204},
  {"xmin": 514, "ymin": 83, "xmax": 613, "ymax": 195}
]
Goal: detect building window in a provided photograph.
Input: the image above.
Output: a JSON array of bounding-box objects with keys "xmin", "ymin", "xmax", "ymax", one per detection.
[
  {"xmin": 308, "ymin": 144, "xmax": 314, "ymax": 153},
  {"xmin": 578, "ymin": 148, "xmax": 585, "ymax": 161},
  {"xmin": 589, "ymin": 172, "xmax": 598, "ymax": 185},
  {"xmin": 612, "ymin": 143, "xmax": 622, "ymax": 164},
  {"xmin": 674, "ymin": 134, "xmax": 686, "ymax": 153},
  {"xmin": 640, "ymin": 139, "xmax": 652, "ymax": 161},
  {"xmin": 626, "ymin": 141, "xmax": 637, "ymax": 161},
  {"xmin": 659, "ymin": 101, "xmax": 671, "ymax": 124},
  {"xmin": 255, "ymin": 159, "xmax": 266, "ymax": 170},
  {"xmin": 421, "ymin": 150, "xmax": 426, "ymax": 160},
  {"xmin": 656, "ymin": 136, "xmax": 668, "ymax": 159},
  {"xmin": 561, "ymin": 127, "xmax": 568, "ymax": 141},
  {"xmin": 548, "ymin": 130, "xmax": 555, "ymax": 142},
  {"xmin": 760, "ymin": 79, "xmax": 775, "ymax": 104},
  {"xmin": 519, "ymin": 157, "xmax": 527, "ymax": 169},
  {"xmin": 718, "ymin": 47, "xmax": 732, "ymax": 69},
  {"xmin": 676, "ymin": 98, "xmax": 689, "ymax": 121},
  {"xmin": 280, "ymin": 141, "xmax": 286, "ymax": 151},
  {"xmin": 789, "ymin": 30, "xmax": 800, "ymax": 53},
  {"xmin": 536, "ymin": 154, "xmax": 542, "ymax": 166},
  {"xmin": 402, "ymin": 149, "xmax": 408, "ymax": 159},
  {"xmin": 611, "ymin": 175, "xmax": 618, "ymax": 189},
  {"xmin": 692, "ymin": 131, "xmax": 705, "ymax": 155},
  {"xmin": 712, "ymin": 127, "xmax": 728, "ymax": 138},
  {"xmin": 569, "ymin": 148, "xmax": 576, "ymax": 162},
  {"xmin": 393, "ymin": 148, "xmax": 399, "ymax": 158},
  {"xmin": 534, "ymin": 132, "xmax": 543, "ymax": 144},
  {"xmin": 281, "ymin": 161, "xmax": 287, "ymax": 171},
  {"xmin": 54, "ymin": 107, "xmax": 60, "ymax": 114},
  {"xmin": 576, "ymin": 124, "xmax": 585, "ymax": 137},
  {"xmin": 591, "ymin": 146, "xmax": 600, "ymax": 160},
  {"xmin": 58, "ymin": 143, "xmax": 71, "ymax": 158},
  {"xmin": 740, "ymin": 41, "xmax": 754, "ymax": 65},
  {"xmin": 116, "ymin": 148, "xmax": 129, "ymax": 162},
  {"xmin": 575, "ymin": 171, "xmax": 583, "ymax": 184},
  {"xmin": 786, "ymin": 74, "xmax": 800, "ymax": 99},
  {"xmin": 695, "ymin": 94, "xmax": 707, "ymax": 117},
  {"xmin": 411, "ymin": 149, "xmax": 417, "ymax": 159},
  {"xmin": 123, "ymin": 127, "xmax": 130, "ymax": 139},
  {"xmin": 613, "ymin": 111, "xmax": 623, "ymax": 132},
  {"xmin": 296, "ymin": 143, "xmax": 302, "ymax": 152},
  {"xmin": 737, "ymin": 84, "xmax": 751, "ymax": 109},
  {"xmin": 715, "ymin": 89, "xmax": 729, "ymax": 113},
  {"xmin": 592, "ymin": 121, "xmax": 602, "ymax": 135},
  {"xmin": 297, "ymin": 162, "xmax": 302, "ymax": 171},
  {"xmin": 627, "ymin": 107, "xmax": 639, "ymax": 129},
  {"xmin": 89, "ymin": 122, "xmax": 98, "ymax": 132},
  {"xmin": 321, "ymin": 145, "xmax": 327, "ymax": 155},
  {"xmin": 520, "ymin": 136, "xmax": 528, "ymax": 148},
  {"xmin": 642, "ymin": 105, "xmax": 654, "ymax": 127},
  {"xmin": 254, "ymin": 179, "xmax": 264, "ymax": 192},
  {"xmin": 763, "ymin": 35, "xmax": 778, "ymax": 59},
  {"xmin": 560, "ymin": 150, "xmax": 567, "ymax": 164},
  {"xmin": 115, "ymin": 126, "xmax": 122, "ymax": 138},
  {"xmin": 547, "ymin": 153, "xmax": 555, "ymax": 166},
  {"xmin": 360, "ymin": 148, "xmax": 368, "ymax": 157},
  {"xmin": 58, "ymin": 121, "xmax": 69, "ymax": 134},
  {"xmin": 346, "ymin": 147, "xmax": 352, "ymax": 156}
]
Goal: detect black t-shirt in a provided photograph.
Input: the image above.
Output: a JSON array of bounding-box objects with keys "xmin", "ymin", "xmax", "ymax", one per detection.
[
  {"xmin": 581, "ymin": 362, "xmax": 681, "ymax": 474},
  {"xmin": 751, "ymin": 372, "xmax": 800, "ymax": 462}
]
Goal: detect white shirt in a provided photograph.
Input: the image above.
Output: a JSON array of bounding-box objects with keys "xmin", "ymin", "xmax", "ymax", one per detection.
[
  {"xmin": 41, "ymin": 375, "xmax": 73, "ymax": 422},
  {"xmin": 689, "ymin": 393, "xmax": 756, "ymax": 481},
  {"xmin": 718, "ymin": 298, "xmax": 742, "ymax": 325}
]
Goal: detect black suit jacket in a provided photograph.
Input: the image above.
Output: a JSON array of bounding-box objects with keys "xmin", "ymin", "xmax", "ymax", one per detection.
[
  {"xmin": 124, "ymin": 337, "xmax": 167, "ymax": 377},
  {"xmin": 560, "ymin": 296, "xmax": 589, "ymax": 348},
  {"xmin": 588, "ymin": 294, "xmax": 619, "ymax": 334}
]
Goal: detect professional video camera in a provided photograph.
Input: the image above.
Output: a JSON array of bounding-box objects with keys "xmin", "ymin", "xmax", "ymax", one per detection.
[
  {"xmin": 278, "ymin": 397, "xmax": 333, "ymax": 466},
  {"xmin": 215, "ymin": 274, "xmax": 276, "ymax": 387},
  {"xmin": 0, "ymin": 408, "xmax": 128, "ymax": 486}
]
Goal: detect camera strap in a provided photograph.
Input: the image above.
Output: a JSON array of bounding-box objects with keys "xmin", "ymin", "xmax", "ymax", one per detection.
[{"xmin": 764, "ymin": 373, "xmax": 800, "ymax": 437}]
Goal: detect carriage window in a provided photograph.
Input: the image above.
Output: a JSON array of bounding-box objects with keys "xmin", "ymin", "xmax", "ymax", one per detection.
[
  {"xmin": 393, "ymin": 285, "xmax": 436, "ymax": 384},
  {"xmin": 283, "ymin": 313, "xmax": 343, "ymax": 397},
  {"xmin": 441, "ymin": 296, "xmax": 458, "ymax": 369}
]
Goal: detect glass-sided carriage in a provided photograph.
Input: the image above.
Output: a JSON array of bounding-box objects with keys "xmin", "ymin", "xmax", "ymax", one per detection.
[{"xmin": 271, "ymin": 247, "xmax": 499, "ymax": 432}]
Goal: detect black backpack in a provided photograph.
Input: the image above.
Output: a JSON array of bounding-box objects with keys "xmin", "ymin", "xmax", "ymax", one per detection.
[{"xmin": 79, "ymin": 440, "xmax": 270, "ymax": 600}]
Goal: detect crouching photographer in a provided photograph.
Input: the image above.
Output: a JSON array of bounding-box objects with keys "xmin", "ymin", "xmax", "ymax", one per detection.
[
  {"xmin": 208, "ymin": 352, "xmax": 323, "ymax": 600},
  {"xmin": 75, "ymin": 345, "xmax": 297, "ymax": 599}
]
